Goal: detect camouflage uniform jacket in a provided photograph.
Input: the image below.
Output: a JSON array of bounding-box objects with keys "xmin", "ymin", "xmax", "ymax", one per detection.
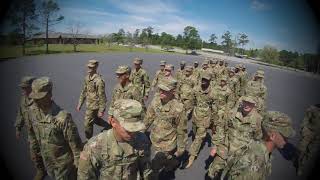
[
  {"xmin": 193, "ymin": 67, "xmax": 201, "ymax": 80},
  {"xmin": 227, "ymin": 109, "xmax": 263, "ymax": 152},
  {"xmin": 178, "ymin": 74, "xmax": 197, "ymax": 100},
  {"xmin": 298, "ymin": 105, "xmax": 320, "ymax": 172},
  {"xmin": 78, "ymin": 73, "xmax": 107, "ymax": 113},
  {"xmin": 130, "ymin": 68, "xmax": 150, "ymax": 97},
  {"xmin": 151, "ymin": 70, "xmax": 165, "ymax": 88},
  {"xmin": 144, "ymin": 96, "xmax": 187, "ymax": 152},
  {"xmin": 15, "ymin": 95, "xmax": 36, "ymax": 138},
  {"xmin": 175, "ymin": 69, "xmax": 184, "ymax": 82},
  {"xmin": 213, "ymin": 65, "xmax": 227, "ymax": 79},
  {"xmin": 222, "ymin": 140, "xmax": 272, "ymax": 180},
  {"xmin": 193, "ymin": 85, "xmax": 215, "ymax": 127},
  {"xmin": 30, "ymin": 101, "xmax": 82, "ymax": 178},
  {"xmin": 110, "ymin": 82, "xmax": 142, "ymax": 109},
  {"xmin": 78, "ymin": 129, "xmax": 151, "ymax": 180},
  {"xmin": 228, "ymin": 76, "xmax": 241, "ymax": 97},
  {"xmin": 212, "ymin": 85, "xmax": 233, "ymax": 112}
]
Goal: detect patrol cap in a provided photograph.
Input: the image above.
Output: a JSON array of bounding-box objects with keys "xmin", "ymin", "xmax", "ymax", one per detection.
[
  {"xmin": 29, "ymin": 77, "xmax": 53, "ymax": 99},
  {"xmin": 262, "ymin": 111, "xmax": 295, "ymax": 138},
  {"xmin": 185, "ymin": 66, "xmax": 193, "ymax": 72},
  {"xmin": 235, "ymin": 64, "xmax": 241, "ymax": 69},
  {"xmin": 115, "ymin": 65, "xmax": 130, "ymax": 74},
  {"xmin": 160, "ymin": 60, "xmax": 166, "ymax": 66},
  {"xmin": 256, "ymin": 70, "xmax": 265, "ymax": 78},
  {"xmin": 202, "ymin": 60, "xmax": 209, "ymax": 65},
  {"xmin": 201, "ymin": 71, "xmax": 212, "ymax": 80},
  {"xmin": 219, "ymin": 75, "xmax": 228, "ymax": 81},
  {"xmin": 228, "ymin": 67, "xmax": 235, "ymax": 73},
  {"xmin": 109, "ymin": 99, "xmax": 146, "ymax": 132},
  {"xmin": 87, "ymin": 59, "xmax": 99, "ymax": 68},
  {"xmin": 180, "ymin": 61, "xmax": 186, "ymax": 65},
  {"xmin": 164, "ymin": 64, "xmax": 174, "ymax": 71},
  {"xmin": 240, "ymin": 95, "xmax": 256, "ymax": 105},
  {"xmin": 158, "ymin": 78, "xmax": 177, "ymax": 91},
  {"xmin": 19, "ymin": 76, "xmax": 36, "ymax": 88},
  {"xmin": 133, "ymin": 57, "xmax": 143, "ymax": 64}
]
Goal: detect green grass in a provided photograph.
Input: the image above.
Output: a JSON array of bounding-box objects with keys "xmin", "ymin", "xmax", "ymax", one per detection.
[{"xmin": 0, "ymin": 44, "xmax": 175, "ymax": 59}]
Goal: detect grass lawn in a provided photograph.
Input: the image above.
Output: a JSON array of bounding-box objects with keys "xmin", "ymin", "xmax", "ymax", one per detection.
[{"xmin": 0, "ymin": 44, "xmax": 176, "ymax": 59}]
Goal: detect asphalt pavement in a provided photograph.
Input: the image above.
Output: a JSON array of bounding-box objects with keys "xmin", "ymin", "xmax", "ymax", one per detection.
[{"xmin": 0, "ymin": 52, "xmax": 319, "ymax": 180}]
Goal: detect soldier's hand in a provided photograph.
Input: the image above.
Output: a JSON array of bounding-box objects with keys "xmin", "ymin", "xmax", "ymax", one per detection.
[
  {"xmin": 98, "ymin": 111, "xmax": 104, "ymax": 118},
  {"xmin": 210, "ymin": 147, "xmax": 217, "ymax": 157},
  {"xmin": 174, "ymin": 150, "xmax": 185, "ymax": 157},
  {"xmin": 76, "ymin": 105, "xmax": 81, "ymax": 112},
  {"xmin": 16, "ymin": 131, "xmax": 20, "ymax": 140}
]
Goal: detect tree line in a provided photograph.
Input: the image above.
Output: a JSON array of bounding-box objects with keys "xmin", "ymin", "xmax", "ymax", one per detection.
[{"xmin": 3, "ymin": 0, "xmax": 319, "ymax": 74}]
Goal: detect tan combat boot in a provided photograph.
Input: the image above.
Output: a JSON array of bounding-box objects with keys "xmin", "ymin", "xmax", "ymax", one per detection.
[{"xmin": 185, "ymin": 155, "xmax": 196, "ymax": 168}]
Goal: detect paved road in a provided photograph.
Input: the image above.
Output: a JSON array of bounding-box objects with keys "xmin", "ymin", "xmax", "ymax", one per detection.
[{"xmin": 0, "ymin": 52, "xmax": 319, "ymax": 180}]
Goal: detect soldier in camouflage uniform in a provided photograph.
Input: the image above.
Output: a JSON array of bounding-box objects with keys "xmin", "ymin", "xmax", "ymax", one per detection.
[
  {"xmin": 30, "ymin": 77, "xmax": 82, "ymax": 180},
  {"xmin": 213, "ymin": 60, "xmax": 227, "ymax": 80},
  {"xmin": 151, "ymin": 60, "xmax": 166, "ymax": 89},
  {"xmin": 238, "ymin": 64, "xmax": 249, "ymax": 96},
  {"xmin": 109, "ymin": 65, "xmax": 142, "ymax": 111},
  {"xmin": 227, "ymin": 67, "xmax": 241, "ymax": 103},
  {"xmin": 177, "ymin": 66, "xmax": 197, "ymax": 119},
  {"xmin": 244, "ymin": 70, "xmax": 267, "ymax": 113},
  {"xmin": 130, "ymin": 57, "xmax": 151, "ymax": 101},
  {"xmin": 193, "ymin": 61, "xmax": 201, "ymax": 80},
  {"xmin": 185, "ymin": 71, "xmax": 214, "ymax": 168},
  {"xmin": 15, "ymin": 76, "xmax": 47, "ymax": 180},
  {"xmin": 144, "ymin": 78, "xmax": 188, "ymax": 179},
  {"xmin": 220, "ymin": 111, "xmax": 295, "ymax": 180},
  {"xmin": 175, "ymin": 61, "xmax": 186, "ymax": 82},
  {"xmin": 207, "ymin": 96, "xmax": 263, "ymax": 179},
  {"xmin": 78, "ymin": 99, "xmax": 152, "ymax": 180},
  {"xmin": 77, "ymin": 59, "xmax": 109, "ymax": 139},
  {"xmin": 296, "ymin": 104, "xmax": 320, "ymax": 177}
]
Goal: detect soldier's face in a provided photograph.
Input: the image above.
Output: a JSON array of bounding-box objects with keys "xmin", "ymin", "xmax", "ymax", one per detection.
[
  {"xmin": 229, "ymin": 72, "xmax": 234, "ymax": 77},
  {"xmin": 111, "ymin": 118, "xmax": 136, "ymax": 142},
  {"xmin": 22, "ymin": 87, "xmax": 32, "ymax": 96},
  {"xmin": 159, "ymin": 89, "xmax": 174, "ymax": 100},
  {"xmin": 87, "ymin": 67, "xmax": 97, "ymax": 74},
  {"xmin": 34, "ymin": 93, "xmax": 52, "ymax": 110},
  {"xmin": 117, "ymin": 73, "xmax": 128, "ymax": 83},
  {"xmin": 180, "ymin": 64, "xmax": 185, "ymax": 69},
  {"xmin": 235, "ymin": 68, "xmax": 239, "ymax": 73},
  {"xmin": 203, "ymin": 65, "xmax": 208, "ymax": 69},
  {"xmin": 134, "ymin": 63, "xmax": 141, "ymax": 69},
  {"xmin": 185, "ymin": 71, "xmax": 192, "ymax": 76},
  {"xmin": 164, "ymin": 69, "xmax": 171, "ymax": 76},
  {"xmin": 241, "ymin": 101, "xmax": 255, "ymax": 114},
  {"xmin": 194, "ymin": 63, "xmax": 198, "ymax": 68},
  {"xmin": 201, "ymin": 79, "xmax": 210, "ymax": 88},
  {"xmin": 219, "ymin": 61, "xmax": 223, "ymax": 66},
  {"xmin": 269, "ymin": 131, "xmax": 287, "ymax": 149},
  {"xmin": 160, "ymin": 65, "xmax": 165, "ymax": 70},
  {"xmin": 220, "ymin": 80, "xmax": 227, "ymax": 87}
]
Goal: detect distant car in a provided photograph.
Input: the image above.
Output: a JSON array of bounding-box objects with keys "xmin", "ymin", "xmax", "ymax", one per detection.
[{"xmin": 163, "ymin": 47, "xmax": 175, "ymax": 52}]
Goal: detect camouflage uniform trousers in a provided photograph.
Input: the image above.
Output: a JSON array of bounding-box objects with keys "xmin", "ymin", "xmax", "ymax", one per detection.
[
  {"xmin": 150, "ymin": 149, "xmax": 180, "ymax": 180},
  {"xmin": 28, "ymin": 132, "xmax": 46, "ymax": 174},
  {"xmin": 84, "ymin": 109, "xmax": 111, "ymax": 139},
  {"xmin": 189, "ymin": 116, "xmax": 210, "ymax": 156}
]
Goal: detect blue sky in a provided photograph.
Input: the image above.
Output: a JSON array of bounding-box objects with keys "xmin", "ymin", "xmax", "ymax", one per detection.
[{"xmin": 3, "ymin": 0, "xmax": 320, "ymax": 53}]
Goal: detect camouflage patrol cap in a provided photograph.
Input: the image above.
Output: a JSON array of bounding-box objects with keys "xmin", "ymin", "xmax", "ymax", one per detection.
[
  {"xmin": 201, "ymin": 71, "xmax": 212, "ymax": 80},
  {"xmin": 87, "ymin": 59, "xmax": 99, "ymax": 68},
  {"xmin": 235, "ymin": 64, "xmax": 241, "ymax": 69},
  {"xmin": 185, "ymin": 65, "xmax": 193, "ymax": 72},
  {"xmin": 202, "ymin": 60, "xmax": 209, "ymax": 65},
  {"xmin": 228, "ymin": 67, "xmax": 235, "ymax": 73},
  {"xmin": 158, "ymin": 78, "xmax": 177, "ymax": 91},
  {"xmin": 160, "ymin": 60, "xmax": 166, "ymax": 66},
  {"xmin": 109, "ymin": 99, "xmax": 146, "ymax": 132},
  {"xmin": 240, "ymin": 95, "xmax": 256, "ymax": 105},
  {"xmin": 133, "ymin": 57, "xmax": 143, "ymax": 64},
  {"xmin": 255, "ymin": 70, "xmax": 265, "ymax": 78},
  {"xmin": 29, "ymin": 77, "xmax": 53, "ymax": 99},
  {"xmin": 262, "ymin": 111, "xmax": 295, "ymax": 138},
  {"xmin": 164, "ymin": 64, "xmax": 174, "ymax": 71},
  {"xmin": 180, "ymin": 61, "xmax": 186, "ymax": 65},
  {"xmin": 115, "ymin": 65, "xmax": 130, "ymax": 74},
  {"xmin": 19, "ymin": 76, "xmax": 36, "ymax": 87}
]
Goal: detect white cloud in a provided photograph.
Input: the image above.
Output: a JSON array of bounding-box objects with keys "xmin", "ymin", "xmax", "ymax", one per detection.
[{"xmin": 250, "ymin": 0, "xmax": 271, "ymax": 11}]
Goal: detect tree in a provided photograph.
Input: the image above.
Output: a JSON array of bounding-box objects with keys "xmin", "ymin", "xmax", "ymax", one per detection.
[
  {"xmin": 39, "ymin": 0, "xmax": 64, "ymax": 54},
  {"xmin": 259, "ymin": 45, "xmax": 279, "ymax": 64},
  {"xmin": 176, "ymin": 34, "xmax": 184, "ymax": 47},
  {"xmin": 125, "ymin": 31, "xmax": 133, "ymax": 51},
  {"xmin": 209, "ymin": 33, "xmax": 217, "ymax": 44},
  {"xmin": 238, "ymin": 33, "xmax": 249, "ymax": 54},
  {"xmin": 103, "ymin": 34, "xmax": 113, "ymax": 48},
  {"xmin": 183, "ymin": 26, "xmax": 202, "ymax": 53},
  {"xmin": 9, "ymin": 0, "xmax": 38, "ymax": 55},
  {"xmin": 160, "ymin": 32, "xmax": 175, "ymax": 49},
  {"xmin": 221, "ymin": 31, "xmax": 233, "ymax": 55},
  {"xmin": 67, "ymin": 22, "xmax": 86, "ymax": 52},
  {"xmin": 116, "ymin": 28, "xmax": 125, "ymax": 44},
  {"xmin": 133, "ymin": 29, "xmax": 140, "ymax": 45}
]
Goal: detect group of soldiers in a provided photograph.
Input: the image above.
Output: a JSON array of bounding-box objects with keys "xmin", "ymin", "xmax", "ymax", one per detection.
[{"xmin": 15, "ymin": 57, "xmax": 319, "ymax": 180}]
